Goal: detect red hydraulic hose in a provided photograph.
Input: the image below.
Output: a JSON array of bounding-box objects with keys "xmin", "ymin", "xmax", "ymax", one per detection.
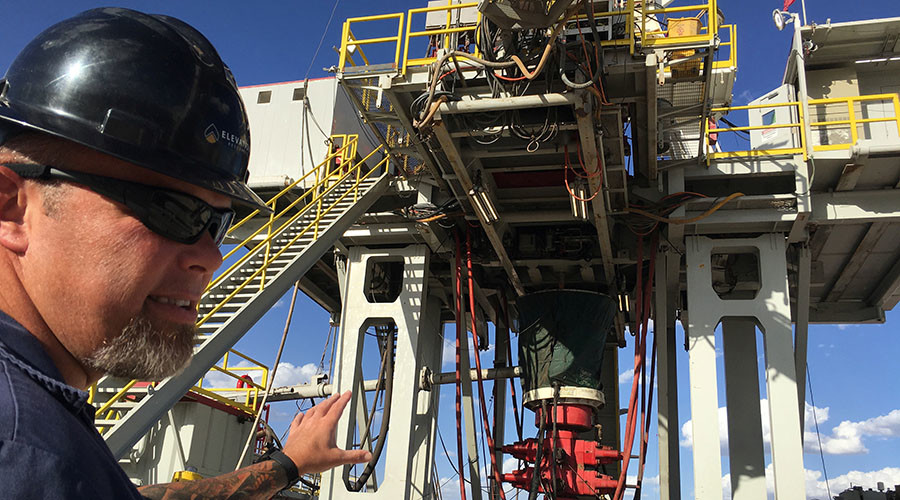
[
  {"xmin": 635, "ymin": 235, "xmax": 658, "ymax": 496},
  {"xmin": 614, "ymin": 234, "xmax": 646, "ymax": 500},
  {"xmin": 454, "ymin": 231, "xmax": 468, "ymax": 500},
  {"xmin": 466, "ymin": 229, "xmax": 507, "ymax": 500}
]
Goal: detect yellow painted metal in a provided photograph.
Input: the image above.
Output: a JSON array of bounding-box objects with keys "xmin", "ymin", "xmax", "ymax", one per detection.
[
  {"xmin": 708, "ymin": 93, "xmax": 900, "ymax": 163},
  {"xmin": 712, "ymin": 24, "xmax": 736, "ymax": 70},
  {"xmin": 188, "ymin": 385, "xmax": 257, "ymax": 415},
  {"xmin": 640, "ymin": 0, "xmax": 716, "ymax": 48},
  {"xmin": 708, "ymin": 148, "xmax": 805, "ymax": 159},
  {"xmin": 338, "ymin": 13, "xmax": 404, "ymax": 72},
  {"xmin": 94, "ymin": 379, "xmax": 138, "ymax": 418},
  {"xmin": 403, "ymin": 1, "xmax": 480, "ymax": 73},
  {"xmin": 197, "ymin": 147, "xmax": 386, "ymax": 328},
  {"xmin": 173, "ymin": 471, "xmax": 204, "ymax": 482}
]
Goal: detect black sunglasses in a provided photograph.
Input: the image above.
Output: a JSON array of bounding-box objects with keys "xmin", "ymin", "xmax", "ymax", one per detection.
[{"xmin": 4, "ymin": 163, "xmax": 234, "ymax": 245}]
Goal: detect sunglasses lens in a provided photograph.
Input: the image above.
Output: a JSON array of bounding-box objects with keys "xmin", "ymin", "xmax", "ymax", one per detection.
[
  {"xmin": 134, "ymin": 190, "xmax": 231, "ymax": 245},
  {"xmin": 209, "ymin": 211, "xmax": 234, "ymax": 245}
]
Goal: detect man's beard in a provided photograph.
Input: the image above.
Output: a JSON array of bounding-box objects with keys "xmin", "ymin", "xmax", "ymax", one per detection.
[{"xmin": 83, "ymin": 314, "xmax": 196, "ymax": 380}]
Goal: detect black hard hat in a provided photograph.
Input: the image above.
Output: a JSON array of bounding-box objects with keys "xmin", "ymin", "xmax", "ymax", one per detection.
[{"xmin": 0, "ymin": 7, "xmax": 269, "ymax": 212}]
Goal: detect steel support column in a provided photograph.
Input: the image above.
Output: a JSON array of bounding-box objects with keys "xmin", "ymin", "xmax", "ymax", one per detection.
[
  {"xmin": 722, "ymin": 318, "xmax": 766, "ymax": 500},
  {"xmin": 656, "ymin": 249, "xmax": 681, "ymax": 500},
  {"xmin": 321, "ymin": 244, "xmax": 443, "ymax": 500},
  {"xmin": 795, "ymin": 243, "xmax": 811, "ymax": 435},
  {"xmin": 686, "ymin": 234, "xmax": 806, "ymax": 500}
]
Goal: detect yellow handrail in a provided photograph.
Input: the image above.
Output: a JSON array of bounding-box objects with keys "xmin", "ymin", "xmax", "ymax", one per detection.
[
  {"xmin": 639, "ymin": 0, "xmax": 717, "ymax": 49},
  {"xmin": 706, "ymin": 93, "xmax": 900, "ymax": 162},
  {"xmin": 209, "ymin": 142, "xmax": 380, "ymax": 297},
  {"xmin": 403, "ymin": 1, "xmax": 481, "ymax": 72},
  {"xmin": 226, "ymin": 136, "xmax": 360, "ymax": 237},
  {"xmin": 94, "ymin": 379, "xmax": 138, "ymax": 417},
  {"xmin": 338, "ymin": 13, "xmax": 405, "ymax": 72},
  {"xmin": 197, "ymin": 149, "xmax": 386, "ymax": 328}
]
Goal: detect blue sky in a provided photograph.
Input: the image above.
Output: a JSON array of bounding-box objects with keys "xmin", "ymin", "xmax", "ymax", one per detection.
[{"xmin": 3, "ymin": 1, "xmax": 898, "ymax": 498}]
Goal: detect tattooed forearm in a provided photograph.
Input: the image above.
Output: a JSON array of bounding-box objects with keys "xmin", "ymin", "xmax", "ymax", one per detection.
[{"xmin": 138, "ymin": 460, "xmax": 289, "ymax": 500}]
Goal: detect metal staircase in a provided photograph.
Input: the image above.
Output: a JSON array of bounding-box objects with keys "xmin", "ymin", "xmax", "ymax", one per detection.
[{"xmin": 89, "ymin": 138, "xmax": 392, "ymax": 459}]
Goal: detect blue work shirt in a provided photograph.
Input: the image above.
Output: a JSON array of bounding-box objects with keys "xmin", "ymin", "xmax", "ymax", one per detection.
[{"xmin": 0, "ymin": 310, "xmax": 145, "ymax": 500}]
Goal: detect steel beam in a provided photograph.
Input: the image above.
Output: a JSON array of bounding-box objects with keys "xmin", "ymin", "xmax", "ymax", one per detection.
[
  {"xmin": 380, "ymin": 85, "xmax": 452, "ymax": 195},
  {"xmin": 810, "ymin": 302, "xmax": 885, "ymax": 323},
  {"xmin": 573, "ymin": 93, "xmax": 616, "ymax": 289},
  {"xmin": 811, "ymin": 190, "xmax": 900, "ymax": 224},
  {"xmin": 835, "ymin": 163, "xmax": 866, "ymax": 191},
  {"xmin": 795, "ymin": 244, "xmax": 811, "ymax": 435},
  {"xmin": 868, "ymin": 256, "xmax": 900, "ymax": 309},
  {"xmin": 824, "ymin": 222, "xmax": 890, "ymax": 302},
  {"xmin": 646, "ymin": 53, "xmax": 659, "ymax": 180},
  {"xmin": 432, "ymin": 121, "xmax": 526, "ymax": 296}
]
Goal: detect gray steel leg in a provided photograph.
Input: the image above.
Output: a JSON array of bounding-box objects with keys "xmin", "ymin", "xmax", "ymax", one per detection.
[
  {"xmin": 656, "ymin": 249, "xmax": 682, "ymax": 500},
  {"xmin": 722, "ymin": 318, "xmax": 766, "ymax": 500},
  {"xmin": 321, "ymin": 245, "xmax": 441, "ymax": 500}
]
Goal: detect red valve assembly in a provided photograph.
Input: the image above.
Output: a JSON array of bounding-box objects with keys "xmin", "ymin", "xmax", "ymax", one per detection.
[{"xmin": 501, "ymin": 403, "xmax": 621, "ymax": 499}]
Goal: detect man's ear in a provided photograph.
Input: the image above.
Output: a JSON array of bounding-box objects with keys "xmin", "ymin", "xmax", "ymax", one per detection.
[{"xmin": 0, "ymin": 166, "xmax": 29, "ymax": 253}]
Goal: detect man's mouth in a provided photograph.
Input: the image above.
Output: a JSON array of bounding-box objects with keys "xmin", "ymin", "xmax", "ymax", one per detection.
[{"xmin": 148, "ymin": 295, "xmax": 194, "ymax": 311}]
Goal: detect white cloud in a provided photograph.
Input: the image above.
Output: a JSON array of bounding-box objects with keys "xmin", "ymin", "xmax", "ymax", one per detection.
[
  {"xmin": 201, "ymin": 361, "xmax": 321, "ymax": 390},
  {"xmin": 723, "ymin": 465, "xmax": 900, "ymax": 500},
  {"xmin": 441, "ymin": 338, "xmax": 498, "ymax": 370},
  {"xmin": 680, "ymin": 401, "xmax": 900, "ymax": 456},
  {"xmin": 619, "ymin": 369, "xmax": 635, "ymax": 384},
  {"xmin": 271, "ymin": 362, "xmax": 321, "ymax": 387}
]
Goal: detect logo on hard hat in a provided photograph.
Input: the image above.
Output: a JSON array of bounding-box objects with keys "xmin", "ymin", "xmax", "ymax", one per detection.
[
  {"xmin": 204, "ymin": 123, "xmax": 249, "ymax": 154},
  {"xmin": 204, "ymin": 124, "xmax": 219, "ymax": 144}
]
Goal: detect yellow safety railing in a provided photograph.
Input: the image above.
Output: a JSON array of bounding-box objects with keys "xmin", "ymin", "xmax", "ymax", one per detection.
[
  {"xmin": 403, "ymin": 1, "xmax": 481, "ymax": 72},
  {"xmin": 90, "ymin": 136, "xmax": 389, "ymax": 429},
  {"xmin": 706, "ymin": 93, "xmax": 900, "ymax": 163},
  {"xmin": 200, "ymin": 142, "xmax": 386, "ymax": 327},
  {"xmin": 808, "ymin": 93, "xmax": 900, "ymax": 151},
  {"xmin": 638, "ymin": 0, "xmax": 718, "ymax": 48},
  {"xmin": 711, "ymin": 24, "xmax": 736, "ymax": 70},
  {"xmin": 194, "ymin": 349, "xmax": 270, "ymax": 413},
  {"xmin": 706, "ymin": 100, "xmax": 807, "ymax": 163},
  {"xmin": 338, "ymin": 13, "xmax": 405, "ymax": 72}
]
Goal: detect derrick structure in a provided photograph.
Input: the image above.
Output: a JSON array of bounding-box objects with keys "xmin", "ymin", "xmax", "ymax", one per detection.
[
  {"xmin": 84, "ymin": 3, "xmax": 900, "ymax": 499},
  {"xmin": 288, "ymin": 3, "xmax": 900, "ymax": 499}
]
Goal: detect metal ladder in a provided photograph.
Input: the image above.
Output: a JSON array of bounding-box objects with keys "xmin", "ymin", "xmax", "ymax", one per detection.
[{"xmin": 92, "ymin": 143, "xmax": 391, "ymax": 459}]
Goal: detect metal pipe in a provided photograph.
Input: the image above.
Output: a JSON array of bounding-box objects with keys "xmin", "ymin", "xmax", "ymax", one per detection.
[
  {"xmin": 437, "ymin": 93, "xmax": 577, "ymax": 115},
  {"xmin": 268, "ymin": 366, "xmax": 523, "ymax": 401},
  {"xmin": 792, "ymin": 14, "xmax": 814, "ymax": 161}
]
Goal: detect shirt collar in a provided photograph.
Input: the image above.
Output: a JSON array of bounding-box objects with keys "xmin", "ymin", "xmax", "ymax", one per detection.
[{"xmin": 0, "ymin": 308, "xmax": 93, "ymax": 419}]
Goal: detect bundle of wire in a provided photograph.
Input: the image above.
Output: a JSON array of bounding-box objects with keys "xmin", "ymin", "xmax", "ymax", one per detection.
[
  {"xmin": 399, "ymin": 199, "xmax": 461, "ymax": 226},
  {"xmin": 622, "ymin": 191, "xmax": 708, "ymax": 235}
]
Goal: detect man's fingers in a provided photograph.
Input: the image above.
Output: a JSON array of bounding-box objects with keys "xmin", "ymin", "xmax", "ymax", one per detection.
[
  {"xmin": 291, "ymin": 411, "xmax": 304, "ymax": 428},
  {"xmin": 314, "ymin": 391, "xmax": 344, "ymax": 416},
  {"xmin": 326, "ymin": 391, "xmax": 352, "ymax": 420},
  {"xmin": 342, "ymin": 449, "xmax": 373, "ymax": 464}
]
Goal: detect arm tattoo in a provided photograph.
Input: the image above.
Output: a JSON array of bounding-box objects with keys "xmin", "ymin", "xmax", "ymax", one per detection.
[{"xmin": 137, "ymin": 460, "xmax": 290, "ymax": 500}]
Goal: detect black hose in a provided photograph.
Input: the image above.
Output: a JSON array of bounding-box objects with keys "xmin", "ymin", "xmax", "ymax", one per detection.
[
  {"xmin": 561, "ymin": 0, "xmax": 610, "ymax": 91},
  {"xmin": 342, "ymin": 331, "xmax": 395, "ymax": 491}
]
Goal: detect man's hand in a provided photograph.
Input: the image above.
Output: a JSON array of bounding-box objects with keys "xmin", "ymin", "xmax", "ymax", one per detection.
[{"xmin": 283, "ymin": 390, "xmax": 372, "ymax": 475}]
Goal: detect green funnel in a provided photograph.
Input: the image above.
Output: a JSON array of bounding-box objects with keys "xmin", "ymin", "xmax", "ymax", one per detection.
[{"xmin": 517, "ymin": 290, "xmax": 616, "ymax": 401}]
